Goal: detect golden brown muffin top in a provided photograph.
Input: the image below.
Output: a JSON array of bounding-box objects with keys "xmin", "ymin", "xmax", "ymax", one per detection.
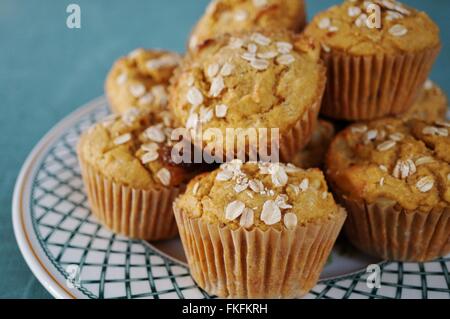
[
  {"xmin": 189, "ymin": 0, "xmax": 306, "ymax": 52},
  {"xmin": 305, "ymin": 0, "xmax": 440, "ymax": 56},
  {"xmin": 327, "ymin": 118, "xmax": 450, "ymax": 212},
  {"xmin": 105, "ymin": 49, "xmax": 181, "ymax": 114},
  {"xmin": 291, "ymin": 119, "xmax": 335, "ymax": 169},
  {"xmin": 78, "ymin": 107, "xmax": 196, "ymax": 190},
  {"xmin": 176, "ymin": 161, "xmax": 341, "ymax": 230},
  {"xmin": 170, "ymin": 31, "xmax": 325, "ymax": 136},
  {"xmin": 403, "ymin": 80, "xmax": 448, "ymax": 122}
]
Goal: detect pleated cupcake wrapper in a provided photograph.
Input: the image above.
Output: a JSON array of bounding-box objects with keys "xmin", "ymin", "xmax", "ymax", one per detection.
[
  {"xmin": 320, "ymin": 45, "xmax": 441, "ymax": 121},
  {"xmin": 278, "ymin": 99, "xmax": 321, "ymax": 162},
  {"xmin": 270, "ymin": 69, "xmax": 326, "ymax": 162},
  {"xmin": 78, "ymin": 155, "xmax": 181, "ymax": 241},
  {"xmin": 173, "ymin": 203, "xmax": 346, "ymax": 298},
  {"xmin": 341, "ymin": 197, "xmax": 450, "ymax": 262},
  {"xmin": 198, "ymin": 72, "xmax": 325, "ymax": 164}
]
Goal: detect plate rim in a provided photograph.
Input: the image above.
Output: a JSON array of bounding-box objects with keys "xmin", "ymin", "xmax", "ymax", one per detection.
[
  {"xmin": 12, "ymin": 96, "xmax": 449, "ymax": 299},
  {"xmin": 7, "ymin": 96, "xmax": 391, "ymax": 299},
  {"xmin": 12, "ymin": 96, "xmax": 107, "ymax": 299}
]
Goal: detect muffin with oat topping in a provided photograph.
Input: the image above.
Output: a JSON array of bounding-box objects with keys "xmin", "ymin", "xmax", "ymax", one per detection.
[
  {"xmin": 171, "ymin": 30, "xmax": 326, "ymax": 161},
  {"xmin": 105, "ymin": 48, "xmax": 181, "ymax": 114},
  {"xmin": 305, "ymin": 0, "xmax": 441, "ymax": 120},
  {"xmin": 173, "ymin": 160, "xmax": 346, "ymax": 298},
  {"xmin": 291, "ymin": 119, "xmax": 335, "ymax": 169},
  {"xmin": 77, "ymin": 107, "xmax": 200, "ymax": 241},
  {"xmin": 402, "ymin": 80, "xmax": 448, "ymax": 122},
  {"xmin": 326, "ymin": 118, "xmax": 450, "ymax": 261},
  {"xmin": 188, "ymin": 0, "xmax": 306, "ymax": 52}
]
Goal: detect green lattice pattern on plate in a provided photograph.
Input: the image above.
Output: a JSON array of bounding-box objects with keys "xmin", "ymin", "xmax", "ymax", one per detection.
[{"xmin": 30, "ymin": 102, "xmax": 450, "ymax": 299}]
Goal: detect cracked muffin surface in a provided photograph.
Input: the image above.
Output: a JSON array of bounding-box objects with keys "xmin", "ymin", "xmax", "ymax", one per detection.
[
  {"xmin": 176, "ymin": 160, "xmax": 342, "ymax": 231},
  {"xmin": 327, "ymin": 118, "xmax": 450, "ymax": 212},
  {"xmin": 170, "ymin": 31, "xmax": 325, "ymax": 147},
  {"xmin": 105, "ymin": 48, "xmax": 181, "ymax": 114},
  {"xmin": 304, "ymin": 0, "xmax": 440, "ymax": 56},
  {"xmin": 189, "ymin": 0, "xmax": 306, "ymax": 52}
]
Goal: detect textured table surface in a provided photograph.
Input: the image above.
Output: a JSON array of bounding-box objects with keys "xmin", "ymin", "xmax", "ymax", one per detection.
[{"xmin": 0, "ymin": 0, "xmax": 448, "ymax": 298}]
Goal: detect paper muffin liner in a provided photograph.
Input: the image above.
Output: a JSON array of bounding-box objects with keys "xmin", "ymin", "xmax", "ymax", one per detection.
[
  {"xmin": 173, "ymin": 202, "xmax": 346, "ymax": 298},
  {"xmin": 320, "ymin": 45, "xmax": 441, "ymax": 121},
  {"xmin": 269, "ymin": 67, "xmax": 326, "ymax": 162},
  {"xmin": 265, "ymin": 70, "xmax": 325, "ymax": 162},
  {"xmin": 197, "ymin": 71, "xmax": 325, "ymax": 164},
  {"xmin": 78, "ymin": 153, "xmax": 182, "ymax": 241},
  {"xmin": 278, "ymin": 99, "xmax": 321, "ymax": 162},
  {"xmin": 340, "ymin": 197, "xmax": 450, "ymax": 262}
]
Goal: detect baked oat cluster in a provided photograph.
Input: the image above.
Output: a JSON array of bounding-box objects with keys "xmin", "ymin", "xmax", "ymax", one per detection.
[{"xmin": 77, "ymin": 0, "xmax": 448, "ymax": 297}]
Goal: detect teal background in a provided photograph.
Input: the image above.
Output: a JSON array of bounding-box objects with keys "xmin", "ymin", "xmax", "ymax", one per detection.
[{"xmin": 0, "ymin": 0, "xmax": 448, "ymax": 299}]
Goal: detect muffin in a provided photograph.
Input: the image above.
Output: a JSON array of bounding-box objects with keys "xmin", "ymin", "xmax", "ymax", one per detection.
[
  {"xmin": 105, "ymin": 48, "xmax": 181, "ymax": 114},
  {"xmin": 77, "ymin": 107, "xmax": 198, "ymax": 241},
  {"xmin": 173, "ymin": 161, "xmax": 346, "ymax": 298},
  {"xmin": 305, "ymin": 0, "xmax": 441, "ymax": 120},
  {"xmin": 170, "ymin": 31, "xmax": 327, "ymax": 162},
  {"xmin": 189, "ymin": 0, "xmax": 307, "ymax": 52},
  {"xmin": 327, "ymin": 118, "xmax": 450, "ymax": 261},
  {"xmin": 291, "ymin": 119, "xmax": 335, "ymax": 169},
  {"xmin": 402, "ymin": 80, "xmax": 448, "ymax": 122}
]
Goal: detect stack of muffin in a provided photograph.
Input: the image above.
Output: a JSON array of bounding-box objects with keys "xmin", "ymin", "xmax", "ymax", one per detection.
[{"xmin": 77, "ymin": 0, "xmax": 449, "ymax": 298}]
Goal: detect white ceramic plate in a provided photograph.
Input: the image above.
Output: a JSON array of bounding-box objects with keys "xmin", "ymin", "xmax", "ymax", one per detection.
[{"xmin": 13, "ymin": 97, "xmax": 450, "ymax": 299}]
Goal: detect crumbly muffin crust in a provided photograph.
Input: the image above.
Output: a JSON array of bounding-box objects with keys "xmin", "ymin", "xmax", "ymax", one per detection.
[
  {"xmin": 403, "ymin": 80, "xmax": 448, "ymax": 122},
  {"xmin": 291, "ymin": 120, "xmax": 335, "ymax": 169},
  {"xmin": 105, "ymin": 49, "xmax": 181, "ymax": 114},
  {"xmin": 305, "ymin": 0, "xmax": 440, "ymax": 55},
  {"xmin": 189, "ymin": 0, "xmax": 306, "ymax": 52},
  {"xmin": 176, "ymin": 161, "xmax": 340, "ymax": 231},
  {"xmin": 78, "ymin": 107, "xmax": 196, "ymax": 190},
  {"xmin": 327, "ymin": 118, "xmax": 450, "ymax": 212},
  {"xmin": 171, "ymin": 31, "xmax": 325, "ymax": 144}
]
